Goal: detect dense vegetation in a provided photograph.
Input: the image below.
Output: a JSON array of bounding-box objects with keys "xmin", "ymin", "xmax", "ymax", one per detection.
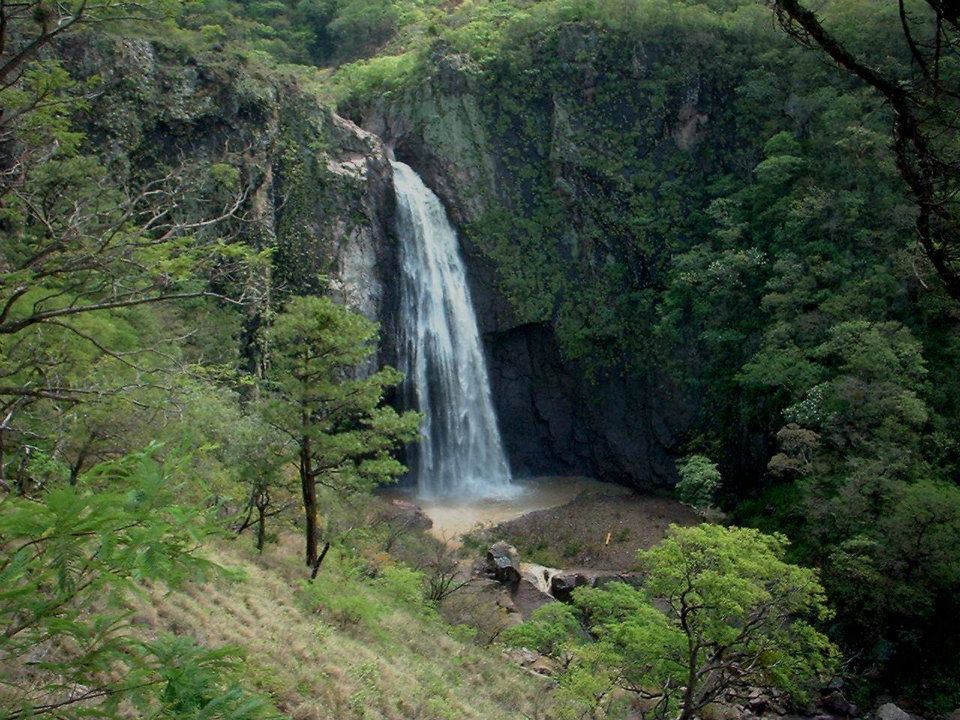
[
  {"xmin": 1, "ymin": 0, "xmax": 959, "ymax": 717},
  {"xmin": 321, "ymin": 0, "xmax": 960, "ymax": 710},
  {"xmin": 504, "ymin": 525, "xmax": 838, "ymax": 719}
]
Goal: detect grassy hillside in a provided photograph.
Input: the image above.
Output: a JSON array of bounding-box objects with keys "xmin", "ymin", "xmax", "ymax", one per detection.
[{"xmin": 134, "ymin": 534, "xmax": 555, "ymax": 720}]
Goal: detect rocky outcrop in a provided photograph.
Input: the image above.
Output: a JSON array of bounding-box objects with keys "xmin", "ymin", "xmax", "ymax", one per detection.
[
  {"xmin": 486, "ymin": 320, "xmax": 692, "ymax": 484},
  {"xmin": 512, "ymin": 579, "xmax": 555, "ymax": 618},
  {"xmin": 71, "ymin": 35, "xmax": 706, "ymax": 489},
  {"xmin": 66, "ymin": 36, "xmax": 399, "ymax": 369},
  {"xmin": 382, "ymin": 498, "xmax": 433, "ymax": 531},
  {"xmin": 66, "ymin": 30, "xmax": 753, "ymax": 490},
  {"xmin": 549, "ymin": 572, "xmax": 590, "ymax": 602}
]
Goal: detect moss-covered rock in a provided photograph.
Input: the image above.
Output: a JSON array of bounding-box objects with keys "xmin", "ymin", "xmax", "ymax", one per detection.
[
  {"xmin": 64, "ymin": 34, "xmax": 399, "ymax": 369},
  {"xmin": 353, "ymin": 24, "xmax": 758, "ymax": 486}
]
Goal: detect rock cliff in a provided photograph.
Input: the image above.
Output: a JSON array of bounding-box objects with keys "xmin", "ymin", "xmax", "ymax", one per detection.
[
  {"xmin": 67, "ymin": 35, "xmax": 400, "ymax": 368},
  {"xmin": 71, "ymin": 31, "xmax": 734, "ymax": 489},
  {"xmin": 354, "ymin": 30, "xmax": 738, "ymax": 487}
]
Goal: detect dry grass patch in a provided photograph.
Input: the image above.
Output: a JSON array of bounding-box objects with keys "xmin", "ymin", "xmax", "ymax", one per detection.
[{"xmin": 132, "ymin": 534, "xmax": 555, "ymax": 720}]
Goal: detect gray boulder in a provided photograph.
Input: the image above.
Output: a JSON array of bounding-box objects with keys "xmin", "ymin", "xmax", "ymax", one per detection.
[
  {"xmin": 512, "ymin": 578, "xmax": 554, "ymax": 619},
  {"xmin": 876, "ymin": 704, "xmax": 912, "ymax": 720}
]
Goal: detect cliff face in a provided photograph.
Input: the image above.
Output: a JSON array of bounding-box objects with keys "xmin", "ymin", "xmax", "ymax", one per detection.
[
  {"xmin": 67, "ymin": 36, "xmax": 400, "ymax": 367},
  {"xmin": 353, "ymin": 28, "xmax": 747, "ymax": 487},
  {"xmin": 70, "ymin": 29, "xmax": 750, "ymax": 489}
]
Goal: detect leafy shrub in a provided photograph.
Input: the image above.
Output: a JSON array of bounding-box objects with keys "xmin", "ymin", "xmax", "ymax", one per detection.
[
  {"xmin": 377, "ymin": 564, "xmax": 426, "ymax": 607},
  {"xmin": 0, "ymin": 447, "xmax": 278, "ymax": 718},
  {"xmin": 299, "ymin": 577, "xmax": 385, "ymax": 627},
  {"xmin": 333, "ymin": 51, "xmax": 422, "ymax": 104},
  {"xmin": 328, "ymin": 0, "xmax": 399, "ymax": 59},
  {"xmin": 674, "ymin": 454, "xmax": 721, "ymax": 510},
  {"xmin": 501, "ymin": 603, "xmax": 582, "ymax": 656}
]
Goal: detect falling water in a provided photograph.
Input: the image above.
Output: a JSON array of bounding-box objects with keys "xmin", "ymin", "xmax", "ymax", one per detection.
[{"xmin": 392, "ymin": 160, "xmax": 514, "ymax": 498}]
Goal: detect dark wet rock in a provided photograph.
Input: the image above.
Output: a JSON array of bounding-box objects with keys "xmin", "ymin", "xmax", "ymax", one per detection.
[
  {"xmin": 550, "ymin": 572, "xmax": 590, "ymax": 602},
  {"xmin": 486, "ymin": 542, "xmax": 521, "ymax": 587},
  {"xmin": 819, "ymin": 691, "xmax": 858, "ymax": 717},
  {"xmin": 485, "ymin": 322, "xmax": 692, "ymax": 488}
]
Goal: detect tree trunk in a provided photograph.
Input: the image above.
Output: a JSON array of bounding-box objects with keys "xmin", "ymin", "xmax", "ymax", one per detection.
[
  {"xmin": 678, "ymin": 609, "xmax": 699, "ymax": 720},
  {"xmin": 678, "ymin": 687, "xmax": 696, "ymax": 720},
  {"xmin": 256, "ymin": 504, "xmax": 267, "ymax": 553},
  {"xmin": 310, "ymin": 541, "xmax": 331, "ymax": 580},
  {"xmin": 300, "ymin": 436, "xmax": 318, "ymax": 567}
]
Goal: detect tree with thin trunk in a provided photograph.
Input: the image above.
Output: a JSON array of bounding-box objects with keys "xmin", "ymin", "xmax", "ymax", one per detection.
[
  {"xmin": 0, "ymin": 0, "xmax": 271, "ymax": 484},
  {"xmin": 261, "ymin": 295, "xmax": 419, "ymax": 572}
]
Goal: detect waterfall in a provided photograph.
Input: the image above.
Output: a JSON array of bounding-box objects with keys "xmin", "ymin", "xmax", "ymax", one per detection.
[{"xmin": 391, "ymin": 160, "xmax": 514, "ymax": 498}]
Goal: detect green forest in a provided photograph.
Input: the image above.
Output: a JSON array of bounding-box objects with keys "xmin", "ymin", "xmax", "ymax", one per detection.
[{"xmin": 2, "ymin": 0, "xmax": 959, "ymax": 719}]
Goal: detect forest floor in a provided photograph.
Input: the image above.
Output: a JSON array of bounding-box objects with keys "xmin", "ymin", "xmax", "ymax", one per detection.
[{"xmin": 465, "ymin": 489, "xmax": 700, "ymax": 570}]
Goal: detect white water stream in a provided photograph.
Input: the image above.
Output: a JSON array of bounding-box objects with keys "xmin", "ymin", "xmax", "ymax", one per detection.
[{"xmin": 392, "ymin": 160, "xmax": 514, "ymax": 499}]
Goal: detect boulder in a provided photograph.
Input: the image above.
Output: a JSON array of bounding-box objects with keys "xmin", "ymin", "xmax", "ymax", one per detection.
[
  {"xmin": 486, "ymin": 541, "xmax": 521, "ymax": 587},
  {"xmin": 820, "ymin": 691, "xmax": 858, "ymax": 717},
  {"xmin": 512, "ymin": 578, "xmax": 555, "ymax": 619},
  {"xmin": 876, "ymin": 704, "xmax": 912, "ymax": 720},
  {"xmin": 385, "ymin": 498, "xmax": 432, "ymax": 531},
  {"xmin": 504, "ymin": 647, "xmax": 538, "ymax": 666},
  {"xmin": 529, "ymin": 655, "xmax": 560, "ymax": 677},
  {"xmin": 496, "ymin": 591, "xmax": 518, "ymax": 614},
  {"xmin": 700, "ymin": 703, "xmax": 741, "ymax": 720},
  {"xmin": 745, "ymin": 689, "xmax": 769, "ymax": 714},
  {"xmin": 550, "ymin": 572, "xmax": 590, "ymax": 601}
]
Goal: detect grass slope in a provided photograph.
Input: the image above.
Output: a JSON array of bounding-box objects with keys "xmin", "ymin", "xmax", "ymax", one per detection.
[{"xmin": 134, "ymin": 534, "xmax": 554, "ymax": 720}]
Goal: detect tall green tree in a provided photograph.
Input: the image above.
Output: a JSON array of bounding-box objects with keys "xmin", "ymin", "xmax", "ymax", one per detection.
[
  {"xmin": 506, "ymin": 524, "xmax": 837, "ymax": 720},
  {"xmin": 770, "ymin": 0, "xmax": 960, "ymax": 302},
  {"xmin": 674, "ymin": 454, "xmax": 722, "ymax": 511},
  {"xmin": 262, "ymin": 295, "xmax": 419, "ymax": 573}
]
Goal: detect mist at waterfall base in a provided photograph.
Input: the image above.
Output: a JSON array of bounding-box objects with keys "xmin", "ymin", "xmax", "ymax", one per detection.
[{"xmin": 391, "ymin": 160, "xmax": 518, "ymax": 501}]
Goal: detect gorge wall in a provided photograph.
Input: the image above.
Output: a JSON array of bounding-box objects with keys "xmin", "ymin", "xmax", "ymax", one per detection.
[
  {"xmin": 352, "ymin": 29, "xmax": 757, "ymax": 487},
  {"xmin": 72, "ymin": 27, "xmax": 766, "ymax": 489},
  {"xmin": 68, "ymin": 35, "xmax": 401, "ymax": 372}
]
